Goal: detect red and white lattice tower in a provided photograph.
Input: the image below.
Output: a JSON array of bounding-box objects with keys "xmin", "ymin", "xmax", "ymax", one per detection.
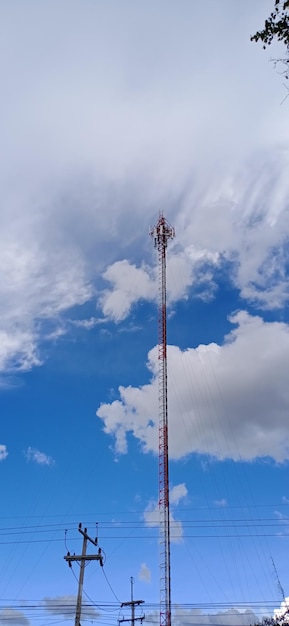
[{"xmin": 149, "ymin": 213, "xmax": 175, "ymax": 626}]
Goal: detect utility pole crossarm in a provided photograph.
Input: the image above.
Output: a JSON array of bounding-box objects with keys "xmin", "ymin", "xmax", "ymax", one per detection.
[
  {"xmin": 119, "ymin": 577, "xmax": 145, "ymax": 626},
  {"xmin": 121, "ymin": 601, "xmax": 144, "ymax": 607},
  {"xmin": 64, "ymin": 554, "xmax": 103, "ymax": 562},
  {"xmin": 119, "ymin": 614, "xmax": 144, "ymax": 625},
  {"xmin": 64, "ymin": 524, "xmax": 103, "ymax": 626},
  {"xmin": 78, "ymin": 526, "xmax": 98, "ymax": 546}
]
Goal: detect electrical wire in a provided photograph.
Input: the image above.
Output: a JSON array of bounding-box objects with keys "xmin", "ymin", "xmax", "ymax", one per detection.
[{"xmin": 101, "ymin": 567, "xmax": 121, "ymax": 604}]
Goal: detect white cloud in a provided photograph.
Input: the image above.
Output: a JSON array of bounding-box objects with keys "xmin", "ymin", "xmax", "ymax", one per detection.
[
  {"xmin": 170, "ymin": 484, "xmax": 188, "ymax": 505},
  {"xmin": 98, "ymin": 246, "xmax": 220, "ymax": 322},
  {"xmin": 144, "ymin": 484, "xmax": 187, "ymax": 543},
  {"xmin": 167, "ymin": 247, "xmax": 219, "ymax": 303},
  {"xmin": 145, "ymin": 607, "xmax": 260, "ymax": 626},
  {"xmin": 44, "ymin": 327, "xmax": 67, "ymax": 341},
  {"xmin": 0, "ymin": 219, "xmax": 92, "ymax": 378},
  {"xmin": 99, "ymin": 261, "xmax": 156, "ymax": 322},
  {"xmin": 273, "ymin": 509, "xmax": 289, "ymax": 537},
  {"xmin": 174, "ymin": 607, "xmax": 259, "ymax": 626},
  {"xmin": 177, "ymin": 148, "xmax": 289, "ymax": 310},
  {"xmin": 138, "ymin": 563, "xmax": 151, "ymax": 583},
  {"xmin": 70, "ymin": 317, "xmax": 108, "ymax": 330},
  {"xmin": 98, "ymin": 148, "xmax": 289, "ymax": 321},
  {"xmin": 0, "ymin": 445, "xmax": 8, "ymax": 462},
  {"xmin": 25, "ymin": 447, "xmax": 55, "ymax": 466},
  {"xmin": 143, "ymin": 504, "xmax": 159, "ymax": 529},
  {"xmin": 274, "ymin": 598, "xmax": 289, "ymax": 621},
  {"xmin": 0, "ymin": 330, "xmax": 42, "ymax": 373},
  {"xmin": 144, "ymin": 504, "xmax": 184, "ymax": 544},
  {"xmin": 214, "ymin": 499, "xmax": 227, "ymax": 508},
  {"xmin": 43, "ymin": 596, "xmax": 99, "ymax": 619},
  {"xmin": 0, "ymin": 1, "xmax": 289, "ymax": 378},
  {"xmin": 97, "ymin": 312, "xmax": 289, "ymax": 462},
  {"xmin": 0, "ymin": 609, "xmax": 29, "ymax": 626}
]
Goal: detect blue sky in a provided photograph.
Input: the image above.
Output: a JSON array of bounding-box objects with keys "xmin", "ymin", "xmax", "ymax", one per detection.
[{"xmin": 1, "ymin": 1, "xmax": 289, "ymax": 626}]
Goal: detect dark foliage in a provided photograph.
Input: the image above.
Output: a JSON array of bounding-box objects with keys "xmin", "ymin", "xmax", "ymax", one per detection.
[
  {"xmin": 251, "ymin": 0, "xmax": 289, "ymax": 82},
  {"xmin": 252, "ymin": 609, "xmax": 289, "ymax": 626},
  {"xmin": 251, "ymin": 0, "xmax": 289, "ymax": 48}
]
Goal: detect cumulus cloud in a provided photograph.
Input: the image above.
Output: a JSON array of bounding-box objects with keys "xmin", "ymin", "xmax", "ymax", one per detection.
[
  {"xmin": 0, "ymin": 609, "xmax": 29, "ymax": 626},
  {"xmin": 97, "ymin": 312, "xmax": 289, "ymax": 462},
  {"xmin": 170, "ymin": 484, "xmax": 188, "ymax": 505},
  {"xmin": 98, "ymin": 149, "xmax": 289, "ymax": 322},
  {"xmin": 99, "ymin": 261, "xmax": 156, "ymax": 322},
  {"xmin": 25, "ymin": 447, "xmax": 55, "ymax": 466},
  {"xmin": 0, "ymin": 218, "xmax": 92, "ymax": 377},
  {"xmin": 0, "ymin": 1, "xmax": 289, "ymax": 380},
  {"xmin": 0, "ymin": 445, "xmax": 8, "ymax": 461},
  {"xmin": 98, "ymin": 247, "xmax": 220, "ymax": 322},
  {"xmin": 145, "ymin": 607, "xmax": 259, "ymax": 626},
  {"xmin": 0, "ymin": 330, "xmax": 42, "ymax": 373},
  {"xmin": 144, "ymin": 504, "xmax": 184, "ymax": 544},
  {"xmin": 144, "ymin": 484, "xmax": 187, "ymax": 543},
  {"xmin": 138, "ymin": 563, "xmax": 151, "ymax": 583},
  {"xmin": 273, "ymin": 509, "xmax": 289, "ymax": 537},
  {"xmin": 177, "ymin": 148, "xmax": 289, "ymax": 311},
  {"xmin": 43, "ymin": 596, "xmax": 99, "ymax": 620},
  {"xmin": 70, "ymin": 317, "xmax": 108, "ymax": 330},
  {"xmin": 214, "ymin": 499, "xmax": 227, "ymax": 508},
  {"xmin": 173, "ymin": 607, "xmax": 259, "ymax": 626},
  {"xmin": 274, "ymin": 598, "xmax": 289, "ymax": 621}
]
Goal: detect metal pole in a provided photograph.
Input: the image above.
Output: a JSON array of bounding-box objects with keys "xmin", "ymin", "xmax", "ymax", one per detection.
[{"xmin": 150, "ymin": 214, "xmax": 175, "ymax": 626}]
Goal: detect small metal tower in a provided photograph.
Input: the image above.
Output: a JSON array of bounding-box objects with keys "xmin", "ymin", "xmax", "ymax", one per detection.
[{"xmin": 150, "ymin": 214, "xmax": 175, "ymax": 626}]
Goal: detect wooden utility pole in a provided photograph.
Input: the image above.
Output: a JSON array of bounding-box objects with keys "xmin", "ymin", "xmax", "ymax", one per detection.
[
  {"xmin": 64, "ymin": 523, "xmax": 103, "ymax": 626},
  {"xmin": 119, "ymin": 577, "xmax": 145, "ymax": 626}
]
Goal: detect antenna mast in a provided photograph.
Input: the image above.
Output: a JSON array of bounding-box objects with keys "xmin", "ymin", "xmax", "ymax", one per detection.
[{"xmin": 150, "ymin": 214, "xmax": 175, "ymax": 626}]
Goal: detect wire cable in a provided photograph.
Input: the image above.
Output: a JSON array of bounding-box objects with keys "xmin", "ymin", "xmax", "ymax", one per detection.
[{"xmin": 101, "ymin": 567, "xmax": 121, "ymax": 604}]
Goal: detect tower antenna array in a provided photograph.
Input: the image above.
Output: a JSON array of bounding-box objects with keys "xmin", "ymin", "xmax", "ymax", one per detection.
[{"xmin": 150, "ymin": 213, "xmax": 175, "ymax": 626}]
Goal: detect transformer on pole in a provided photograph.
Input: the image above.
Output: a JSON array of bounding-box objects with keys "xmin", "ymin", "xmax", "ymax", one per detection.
[{"xmin": 149, "ymin": 214, "xmax": 175, "ymax": 626}]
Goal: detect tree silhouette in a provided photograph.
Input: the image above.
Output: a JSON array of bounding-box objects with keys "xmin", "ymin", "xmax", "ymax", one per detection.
[
  {"xmin": 251, "ymin": 0, "xmax": 289, "ymax": 80},
  {"xmin": 252, "ymin": 609, "xmax": 289, "ymax": 626}
]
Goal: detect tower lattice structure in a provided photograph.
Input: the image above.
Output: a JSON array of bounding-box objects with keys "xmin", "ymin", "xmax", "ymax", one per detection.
[{"xmin": 150, "ymin": 214, "xmax": 175, "ymax": 626}]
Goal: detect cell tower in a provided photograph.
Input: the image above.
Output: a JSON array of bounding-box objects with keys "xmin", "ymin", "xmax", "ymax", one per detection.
[{"xmin": 150, "ymin": 214, "xmax": 175, "ymax": 626}]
